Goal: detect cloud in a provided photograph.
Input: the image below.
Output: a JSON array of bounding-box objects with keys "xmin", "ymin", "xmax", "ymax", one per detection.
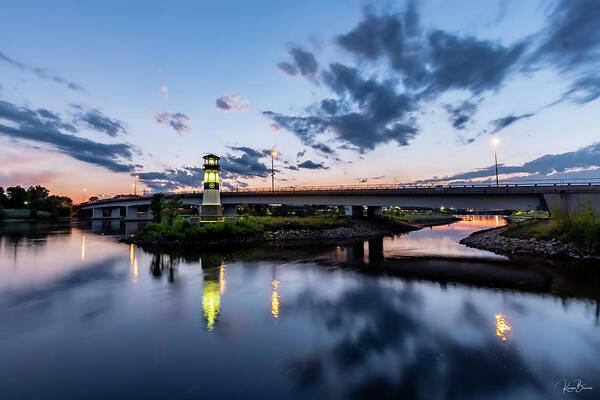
[
  {"xmin": 137, "ymin": 168, "xmax": 202, "ymax": 191},
  {"xmin": 298, "ymin": 160, "xmax": 328, "ymax": 169},
  {"xmin": 488, "ymin": 112, "xmax": 534, "ymax": 134},
  {"xmin": 289, "ymin": 47, "xmax": 318, "ymax": 79},
  {"xmin": 0, "ymin": 100, "xmax": 134, "ymax": 172},
  {"xmin": 75, "ymin": 108, "xmax": 127, "ymax": 137},
  {"xmin": 296, "ymin": 149, "xmax": 306, "ymax": 159},
  {"xmin": 277, "ymin": 47, "xmax": 319, "ymax": 81},
  {"xmin": 215, "ymin": 94, "xmax": 249, "ymax": 112},
  {"xmin": 138, "ymin": 146, "xmax": 272, "ymax": 191},
  {"xmin": 264, "ymin": 62, "xmax": 419, "ymax": 153},
  {"xmin": 530, "ymin": 0, "xmax": 600, "ymax": 104},
  {"xmin": 160, "ymin": 85, "xmax": 168, "ymax": 99},
  {"xmin": 265, "ymin": 3, "xmax": 529, "ymax": 154},
  {"xmin": 419, "ymin": 142, "xmax": 600, "ymax": 183},
  {"xmin": 0, "ymin": 50, "xmax": 85, "ymax": 91},
  {"xmin": 221, "ymin": 146, "xmax": 271, "ymax": 179},
  {"xmin": 444, "ymin": 100, "xmax": 478, "ymax": 130},
  {"xmin": 154, "ymin": 111, "xmax": 191, "ymax": 134},
  {"xmin": 277, "ymin": 62, "xmax": 298, "ymax": 76}
]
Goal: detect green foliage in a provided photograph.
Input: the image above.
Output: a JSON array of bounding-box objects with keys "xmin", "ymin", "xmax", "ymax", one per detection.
[
  {"xmin": 0, "ymin": 187, "xmax": 8, "ymax": 208},
  {"xmin": 512, "ymin": 210, "xmax": 549, "ymax": 218},
  {"xmin": 7, "ymin": 186, "xmax": 29, "ymax": 208},
  {"xmin": 137, "ymin": 216, "xmax": 350, "ymax": 242},
  {"xmin": 4, "ymin": 209, "xmax": 32, "ymax": 219},
  {"xmin": 150, "ymin": 193, "xmax": 165, "ymax": 223},
  {"xmin": 503, "ymin": 202, "xmax": 600, "ymax": 254},
  {"xmin": 164, "ymin": 196, "xmax": 184, "ymax": 225}
]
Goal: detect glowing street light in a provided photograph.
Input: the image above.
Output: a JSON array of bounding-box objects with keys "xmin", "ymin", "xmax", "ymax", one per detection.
[
  {"xmin": 82, "ymin": 188, "xmax": 87, "ymax": 203},
  {"xmin": 270, "ymin": 150, "xmax": 277, "ymax": 192},
  {"xmin": 492, "ymin": 138, "xmax": 499, "ymax": 187}
]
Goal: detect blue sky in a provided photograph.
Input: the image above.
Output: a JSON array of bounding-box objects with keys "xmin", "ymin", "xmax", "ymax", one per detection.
[{"xmin": 0, "ymin": 0, "xmax": 599, "ymax": 199}]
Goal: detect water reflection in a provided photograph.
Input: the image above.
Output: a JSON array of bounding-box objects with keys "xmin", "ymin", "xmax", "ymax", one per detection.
[
  {"xmin": 495, "ymin": 313, "xmax": 512, "ymax": 341},
  {"xmin": 271, "ymin": 280, "xmax": 280, "ymax": 319},
  {"xmin": 81, "ymin": 234, "xmax": 86, "ymax": 261},
  {"xmin": 1, "ymin": 221, "xmax": 600, "ymax": 399}
]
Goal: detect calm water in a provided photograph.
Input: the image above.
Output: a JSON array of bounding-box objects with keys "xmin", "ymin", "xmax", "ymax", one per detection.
[{"xmin": 0, "ymin": 217, "xmax": 599, "ymax": 399}]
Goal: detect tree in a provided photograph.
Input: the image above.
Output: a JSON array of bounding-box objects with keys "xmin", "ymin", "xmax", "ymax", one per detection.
[
  {"xmin": 164, "ymin": 196, "xmax": 184, "ymax": 225},
  {"xmin": 150, "ymin": 193, "xmax": 165, "ymax": 223},
  {"xmin": 27, "ymin": 185, "xmax": 50, "ymax": 210},
  {"xmin": 0, "ymin": 187, "xmax": 8, "ymax": 208},
  {"xmin": 7, "ymin": 186, "xmax": 29, "ymax": 208}
]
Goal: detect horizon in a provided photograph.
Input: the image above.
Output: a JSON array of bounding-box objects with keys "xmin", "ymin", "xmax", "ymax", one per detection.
[{"xmin": 1, "ymin": 0, "xmax": 599, "ymax": 202}]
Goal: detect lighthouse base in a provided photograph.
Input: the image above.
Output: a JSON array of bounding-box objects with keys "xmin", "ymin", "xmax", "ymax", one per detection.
[{"xmin": 201, "ymin": 204, "xmax": 223, "ymax": 221}]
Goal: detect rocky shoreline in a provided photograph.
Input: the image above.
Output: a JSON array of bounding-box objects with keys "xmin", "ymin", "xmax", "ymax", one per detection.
[{"xmin": 459, "ymin": 225, "xmax": 592, "ymax": 260}]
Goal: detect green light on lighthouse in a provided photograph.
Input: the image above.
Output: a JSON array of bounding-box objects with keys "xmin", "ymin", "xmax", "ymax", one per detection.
[{"xmin": 201, "ymin": 154, "xmax": 223, "ymax": 221}]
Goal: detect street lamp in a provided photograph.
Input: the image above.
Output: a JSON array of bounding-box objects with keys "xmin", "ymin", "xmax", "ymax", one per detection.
[
  {"xmin": 82, "ymin": 188, "xmax": 87, "ymax": 203},
  {"xmin": 134, "ymin": 174, "xmax": 139, "ymax": 196},
  {"xmin": 492, "ymin": 138, "xmax": 499, "ymax": 187},
  {"xmin": 270, "ymin": 150, "xmax": 277, "ymax": 192}
]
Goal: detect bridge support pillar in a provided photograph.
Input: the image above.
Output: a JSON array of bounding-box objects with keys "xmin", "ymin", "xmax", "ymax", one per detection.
[
  {"xmin": 126, "ymin": 206, "xmax": 138, "ymax": 220},
  {"xmin": 348, "ymin": 206, "xmax": 364, "ymax": 217},
  {"xmin": 543, "ymin": 193, "xmax": 600, "ymax": 215},
  {"xmin": 367, "ymin": 206, "xmax": 382, "ymax": 217},
  {"xmin": 368, "ymin": 237, "xmax": 384, "ymax": 264},
  {"xmin": 92, "ymin": 207, "xmax": 102, "ymax": 219},
  {"xmin": 110, "ymin": 207, "xmax": 121, "ymax": 219},
  {"xmin": 223, "ymin": 204, "xmax": 238, "ymax": 216}
]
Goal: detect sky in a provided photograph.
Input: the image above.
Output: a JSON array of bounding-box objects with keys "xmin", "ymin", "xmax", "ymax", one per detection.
[{"xmin": 0, "ymin": 0, "xmax": 599, "ymax": 201}]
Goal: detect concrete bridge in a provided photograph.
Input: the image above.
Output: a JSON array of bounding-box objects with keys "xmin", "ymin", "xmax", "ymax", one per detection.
[{"xmin": 78, "ymin": 183, "xmax": 600, "ymax": 221}]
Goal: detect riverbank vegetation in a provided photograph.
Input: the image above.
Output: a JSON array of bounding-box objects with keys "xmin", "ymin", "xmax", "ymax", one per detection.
[
  {"xmin": 502, "ymin": 204, "xmax": 600, "ymax": 254},
  {"xmin": 0, "ymin": 185, "xmax": 72, "ymax": 220},
  {"xmin": 136, "ymin": 215, "xmax": 352, "ymax": 242}
]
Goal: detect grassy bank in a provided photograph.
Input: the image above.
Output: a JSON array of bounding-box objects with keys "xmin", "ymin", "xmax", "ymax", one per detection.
[
  {"xmin": 0, "ymin": 208, "xmax": 52, "ymax": 219},
  {"xmin": 136, "ymin": 216, "xmax": 352, "ymax": 242},
  {"xmin": 501, "ymin": 206, "xmax": 600, "ymax": 254}
]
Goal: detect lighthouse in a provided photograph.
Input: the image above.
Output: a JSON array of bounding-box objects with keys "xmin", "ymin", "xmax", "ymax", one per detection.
[{"xmin": 201, "ymin": 154, "xmax": 223, "ymax": 221}]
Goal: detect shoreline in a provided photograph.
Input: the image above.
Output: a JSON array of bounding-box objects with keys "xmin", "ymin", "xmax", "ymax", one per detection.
[
  {"xmin": 122, "ymin": 217, "xmax": 421, "ymax": 249},
  {"xmin": 459, "ymin": 225, "xmax": 594, "ymax": 261}
]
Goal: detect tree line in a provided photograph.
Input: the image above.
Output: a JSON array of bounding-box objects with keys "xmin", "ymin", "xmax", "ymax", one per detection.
[{"xmin": 0, "ymin": 185, "xmax": 73, "ymax": 218}]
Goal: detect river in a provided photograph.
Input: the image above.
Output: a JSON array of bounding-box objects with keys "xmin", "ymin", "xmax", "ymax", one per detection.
[{"xmin": 0, "ymin": 216, "xmax": 598, "ymax": 399}]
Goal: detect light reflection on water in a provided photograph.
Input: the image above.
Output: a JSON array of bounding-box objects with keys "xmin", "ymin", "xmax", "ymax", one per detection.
[{"xmin": 0, "ymin": 219, "xmax": 599, "ymax": 399}]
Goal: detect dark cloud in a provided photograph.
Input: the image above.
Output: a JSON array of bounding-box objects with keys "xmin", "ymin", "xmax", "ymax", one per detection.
[
  {"xmin": 277, "ymin": 62, "xmax": 298, "ymax": 76},
  {"xmin": 75, "ymin": 108, "xmax": 127, "ymax": 137},
  {"xmin": 425, "ymin": 30, "xmax": 526, "ymax": 96},
  {"xmin": 488, "ymin": 112, "xmax": 534, "ymax": 134},
  {"xmin": 418, "ymin": 142, "xmax": 600, "ymax": 183},
  {"xmin": 138, "ymin": 146, "xmax": 272, "ymax": 191},
  {"xmin": 221, "ymin": 146, "xmax": 271, "ymax": 180},
  {"xmin": 531, "ymin": 0, "xmax": 600, "ymax": 105},
  {"xmin": 137, "ymin": 168, "xmax": 202, "ymax": 191},
  {"xmin": 444, "ymin": 100, "xmax": 478, "ymax": 130},
  {"xmin": 215, "ymin": 94, "xmax": 249, "ymax": 112},
  {"xmin": 286, "ymin": 165, "xmax": 299, "ymax": 171},
  {"xmin": 266, "ymin": 3, "xmax": 529, "ymax": 153},
  {"xmin": 0, "ymin": 100, "xmax": 134, "ymax": 172},
  {"xmin": 154, "ymin": 111, "xmax": 191, "ymax": 134},
  {"xmin": 0, "ymin": 50, "xmax": 84, "ymax": 91},
  {"xmin": 296, "ymin": 149, "xmax": 306, "ymax": 159},
  {"xmin": 298, "ymin": 160, "xmax": 328, "ymax": 170},
  {"xmin": 289, "ymin": 47, "xmax": 318, "ymax": 79}
]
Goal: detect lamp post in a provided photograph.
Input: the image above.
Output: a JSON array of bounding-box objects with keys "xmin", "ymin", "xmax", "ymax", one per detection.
[
  {"xmin": 82, "ymin": 188, "xmax": 87, "ymax": 203},
  {"xmin": 270, "ymin": 150, "xmax": 277, "ymax": 192},
  {"xmin": 492, "ymin": 138, "xmax": 499, "ymax": 187},
  {"xmin": 134, "ymin": 174, "xmax": 139, "ymax": 196}
]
